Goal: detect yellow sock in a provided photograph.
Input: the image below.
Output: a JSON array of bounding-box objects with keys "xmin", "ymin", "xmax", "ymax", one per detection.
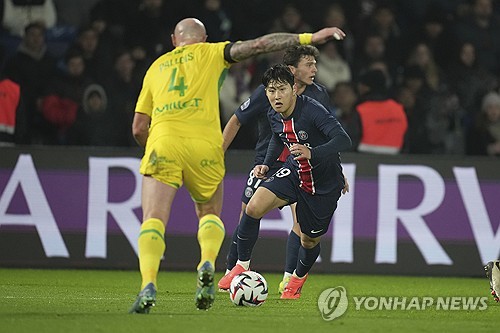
[
  {"xmin": 197, "ymin": 214, "xmax": 225, "ymax": 270},
  {"xmin": 138, "ymin": 218, "xmax": 165, "ymax": 289}
]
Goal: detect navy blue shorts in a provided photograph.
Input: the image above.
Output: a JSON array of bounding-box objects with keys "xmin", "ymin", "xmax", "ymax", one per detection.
[
  {"xmin": 240, "ymin": 163, "xmax": 283, "ymax": 204},
  {"xmin": 260, "ymin": 167, "xmax": 341, "ymax": 238}
]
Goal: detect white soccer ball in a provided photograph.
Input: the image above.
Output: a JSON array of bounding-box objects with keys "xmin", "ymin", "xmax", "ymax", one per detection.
[{"xmin": 229, "ymin": 271, "xmax": 268, "ymax": 306}]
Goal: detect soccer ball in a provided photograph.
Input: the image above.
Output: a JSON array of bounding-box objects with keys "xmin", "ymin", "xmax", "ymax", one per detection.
[{"xmin": 229, "ymin": 271, "xmax": 268, "ymax": 306}]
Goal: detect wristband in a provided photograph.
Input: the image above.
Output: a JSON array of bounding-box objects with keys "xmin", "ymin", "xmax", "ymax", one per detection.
[{"xmin": 299, "ymin": 33, "xmax": 313, "ymax": 45}]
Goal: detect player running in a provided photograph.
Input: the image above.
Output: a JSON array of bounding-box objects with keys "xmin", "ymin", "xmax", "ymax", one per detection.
[
  {"xmin": 219, "ymin": 64, "xmax": 351, "ymax": 299},
  {"xmin": 218, "ymin": 45, "xmax": 349, "ymax": 293}
]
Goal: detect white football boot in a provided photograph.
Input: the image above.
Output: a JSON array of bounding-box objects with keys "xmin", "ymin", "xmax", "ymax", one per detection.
[{"xmin": 484, "ymin": 260, "xmax": 500, "ymax": 302}]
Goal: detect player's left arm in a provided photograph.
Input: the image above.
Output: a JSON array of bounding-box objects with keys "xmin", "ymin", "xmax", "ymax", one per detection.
[
  {"xmin": 305, "ymin": 110, "xmax": 352, "ymax": 161},
  {"xmin": 227, "ymin": 27, "xmax": 346, "ymax": 62},
  {"xmin": 311, "ymin": 126, "xmax": 351, "ymax": 161},
  {"xmin": 132, "ymin": 112, "xmax": 151, "ymax": 148}
]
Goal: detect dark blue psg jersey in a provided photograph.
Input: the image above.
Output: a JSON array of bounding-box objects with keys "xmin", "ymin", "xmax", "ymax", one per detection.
[
  {"xmin": 264, "ymin": 95, "xmax": 351, "ymax": 195},
  {"xmin": 235, "ymin": 82, "xmax": 333, "ymax": 165}
]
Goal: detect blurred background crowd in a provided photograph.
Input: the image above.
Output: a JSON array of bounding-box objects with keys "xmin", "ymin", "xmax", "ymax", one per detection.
[{"xmin": 1, "ymin": 0, "xmax": 500, "ymax": 156}]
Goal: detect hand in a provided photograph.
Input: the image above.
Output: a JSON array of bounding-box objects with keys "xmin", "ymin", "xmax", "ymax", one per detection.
[
  {"xmin": 312, "ymin": 27, "xmax": 346, "ymax": 45},
  {"xmin": 253, "ymin": 165, "xmax": 269, "ymax": 179},
  {"xmin": 342, "ymin": 175, "xmax": 350, "ymax": 195},
  {"xmin": 290, "ymin": 143, "xmax": 311, "ymax": 161}
]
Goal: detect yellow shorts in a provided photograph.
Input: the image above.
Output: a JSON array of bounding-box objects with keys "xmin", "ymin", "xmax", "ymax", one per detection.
[{"xmin": 139, "ymin": 136, "xmax": 225, "ymax": 203}]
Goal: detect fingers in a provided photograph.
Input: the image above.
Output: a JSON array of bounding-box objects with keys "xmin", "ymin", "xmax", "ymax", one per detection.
[
  {"xmin": 254, "ymin": 165, "xmax": 268, "ymax": 179},
  {"xmin": 312, "ymin": 27, "xmax": 346, "ymax": 44}
]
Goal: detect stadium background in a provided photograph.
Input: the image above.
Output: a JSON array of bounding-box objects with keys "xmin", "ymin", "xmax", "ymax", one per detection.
[{"xmin": 0, "ymin": 0, "xmax": 500, "ymax": 278}]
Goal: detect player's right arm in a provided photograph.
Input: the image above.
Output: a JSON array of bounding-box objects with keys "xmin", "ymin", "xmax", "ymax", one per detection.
[
  {"xmin": 229, "ymin": 27, "xmax": 345, "ymax": 62},
  {"xmin": 132, "ymin": 112, "xmax": 150, "ymax": 148},
  {"xmin": 222, "ymin": 114, "xmax": 241, "ymax": 152},
  {"xmin": 222, "ymin": 85, "xmax": 269, "ymax": 151}
]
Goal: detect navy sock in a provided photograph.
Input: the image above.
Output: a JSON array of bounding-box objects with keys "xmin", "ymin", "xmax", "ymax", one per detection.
[
  {"xmin": 296, "ymin": 243, "xmax": 321, "ymax": 278},
  {"xmin": 226, "ymin": 225, "xmax": 239, "ymax": 270},
  {"xmin": 237, "ymin": 212, "xmax": 261, "ymax": 261},
  {"xmin": 284, "ymin": 231, "xmax": 301, "ymax": 274}
]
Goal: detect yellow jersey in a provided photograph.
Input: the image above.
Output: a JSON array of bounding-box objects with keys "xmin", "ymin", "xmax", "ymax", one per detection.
[{"xmin": 135, "ymin": 41, "xmax": 231, "ymax": 145}]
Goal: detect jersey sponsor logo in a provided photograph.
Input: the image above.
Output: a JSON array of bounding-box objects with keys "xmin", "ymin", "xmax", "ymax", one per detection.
[
  {"xmin": 244, "ymin": 187, "xmax": 254, "ymax": 198},
  {"xmin": 200, "ymin": 159, "xmax": 219, "ymax": 167},
  {"xmin": 298, "ymin": 130, "xmax": 308, "ymax": 140},
  {"xmin": 154, "ymin": 98, "xmax": 203, "ymax": 115},
  {"xmin": 240, "ymin": 98, "xmax": 251, "ymax": 111}
]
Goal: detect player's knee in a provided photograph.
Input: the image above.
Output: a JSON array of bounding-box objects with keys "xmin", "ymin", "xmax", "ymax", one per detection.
[
  {"xmin": 244, "ymin": 201, "xmax": 263, "ymax": 219},
  {"xmin": 301, "ymin": 237, "xmax": 320, "ymax": 249},
  {"xmin": 195, "ymin": 204, "xmax": 220, "ymax": 219}
]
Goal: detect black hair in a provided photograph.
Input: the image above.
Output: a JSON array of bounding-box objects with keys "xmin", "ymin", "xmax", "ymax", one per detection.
[
  {"xmin": 24, "ymin": 22, "xmax": 46, "ymax": 34},
  {"xmin": 282, "ymin": 45, "xmax": 319, "ymax": 67},
  {"xmin": 262, "ymin": 64, "xmax": 295, "ymax": 88}
]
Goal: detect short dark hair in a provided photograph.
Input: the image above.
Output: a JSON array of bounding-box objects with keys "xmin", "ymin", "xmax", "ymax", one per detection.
[
  {"xmin": 282, "ymin": 45, "xmax": 319, "ymax": 67},
  {"xmin": 262, "ymin": 64, "xmax": 295, "ymax": 88},
  {"xmin": 24, "ymin": 22, "xmax": 46, "ymax": 34}
]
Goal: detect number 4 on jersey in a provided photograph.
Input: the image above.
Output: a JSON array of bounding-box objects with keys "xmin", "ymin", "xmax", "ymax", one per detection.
[{"xmin": 168, "ymin": 68, "xmax": 188, "ymax": 96}]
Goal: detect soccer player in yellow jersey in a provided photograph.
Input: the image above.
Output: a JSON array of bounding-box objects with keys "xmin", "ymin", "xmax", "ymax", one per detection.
[{"xmin": 129, "ymin": 17, "xmax": 345, "ymax": 312}]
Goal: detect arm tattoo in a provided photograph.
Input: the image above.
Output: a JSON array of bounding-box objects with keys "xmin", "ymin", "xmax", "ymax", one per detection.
[{"xmin": 230, "ymin": 33, "xmax": 300, "ymax": 62}]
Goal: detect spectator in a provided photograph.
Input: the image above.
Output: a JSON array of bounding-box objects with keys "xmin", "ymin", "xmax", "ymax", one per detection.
[
  {"xmin": 466, "ymin": 91, "xmax": 500, "ymax": 156},
  {"xmin": 446, "ymin": 41, "xmax": 497, "ymax": 127},
  {"xmin": 358, "ymin": 3, "xmax": 404, "ymax": 65},
  {"xmin": 405, "ymin": 41, "xmax": 447, "ymax": 92},
  {"xmin": 269, "ymin": 3, "xmax": 312, "ymax": 34},
  {"xmin": 219, "ymin": 59, "xmax": 253, "ymax": 125},
  {"xmin": 68, "ymin": 25, "xmax": 113, "ymax": 84},
  {"xmin": 89, "ymin": 0, "xmax": 140, "ymax": 45},
  {"xmin": 1, "ymin": 0, "xmax": 57, "ymax": 37},
  {"xmin": 0, "ymin": 65, "xmax": 26, "ymax": 145},
  {"xmin": 196, "ymin": 0, "xmax": 232, "ymax": 41},
  {"xmin": 124, "ymin": 0, "xmax": 172, "ymax": 66},
  {"xmin": 315, "ymin": 41, "xmax": 351, "ymax": 92},
  {"xmin": 4, "ymin": 22, "xmax": 56, "ymax": 144},
  {"xmin": 332, "ymin": 81, "xmax": 360, "ymax": 150},
  {"xmin": 42, "ymin": 50, "xmax": 93, "ymax": 144},
  {"xmin": 398, "ymin": 65, "xmax": 440, "ymax": 154},
  {"xmin": 103, "ymin": 49, "xmax": 141, "ymax": 146},
  {"xmin": 453, "ymin": 0, "xmax": 500, "ymax": 75},
  {"xmin": 321, "ymin": 3, "xmax": 355, "ymax": 63},
  {"xmin": 352, "ymin": 33, "xmax": 397, "ymax": 81},
  {"xmin": 355, "ymin": 69, "xmax": 407, "ymax": 154},
  {"xmin": 410, "ymin": 7, "xmax": 456, "ymax": 69},
  {"xmin": 427, "ymin": 91, "xmax": 466, "ymax": 155},
  {"xmin": 67, "ymin": 83, "xmax": 113, "ymax": 146}
]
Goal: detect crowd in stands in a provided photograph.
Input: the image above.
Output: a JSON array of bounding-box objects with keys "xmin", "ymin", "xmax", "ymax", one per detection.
[{"xmin": 0, "ymin": 0, "xmax": 500, "ymax": 156}]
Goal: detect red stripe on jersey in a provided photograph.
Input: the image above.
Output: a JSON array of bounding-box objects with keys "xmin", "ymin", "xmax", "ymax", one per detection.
[
  {"xmin": 282, "ymin": 119, "xmax": 315, "ymax": 194},
  {"xmin": 278, "ymin": 146, "xmax": 290, "ymax": 162}
]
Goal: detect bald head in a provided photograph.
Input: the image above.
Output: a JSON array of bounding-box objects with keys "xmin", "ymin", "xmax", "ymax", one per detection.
[{"xmin": 172, "ymin": 18, "xmax": 207, "ymax": 46}]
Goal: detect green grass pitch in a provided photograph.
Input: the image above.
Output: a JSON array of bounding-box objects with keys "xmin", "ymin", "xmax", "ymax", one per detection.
[{"xmin": 0, "ymin": 268, "xmax": 496, "ymax": 333}]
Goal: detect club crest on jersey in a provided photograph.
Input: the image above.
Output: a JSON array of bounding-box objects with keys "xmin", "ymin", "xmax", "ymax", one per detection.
[
  {"xmin": 244, "ymin": 187, "xmax": 254, "ymax": 198},
  {"xmin": 298, "ymin": 130, "xmax": 308, "ymax": 140},
  {"xmin": 240, "ymin": 98, "xmax": 251, "ymax": 111}
]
